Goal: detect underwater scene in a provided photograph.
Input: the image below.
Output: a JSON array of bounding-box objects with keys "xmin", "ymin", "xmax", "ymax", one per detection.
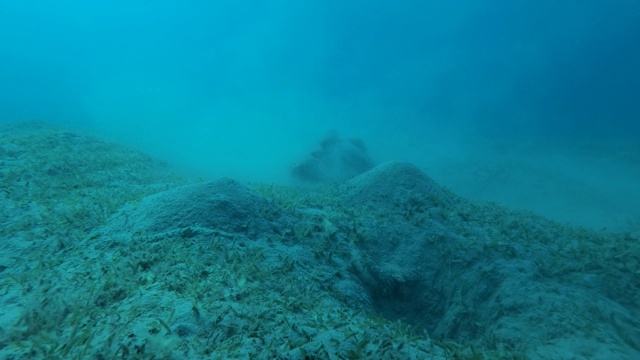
[{"xmin": 1, "ymin": 1, "xmax": 639, "ymax": 359}]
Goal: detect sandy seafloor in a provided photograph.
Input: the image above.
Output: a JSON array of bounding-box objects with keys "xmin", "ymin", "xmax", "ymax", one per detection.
[{"xmin": 0, "ymin": 121, "xmax": 639, "ymax": 359}]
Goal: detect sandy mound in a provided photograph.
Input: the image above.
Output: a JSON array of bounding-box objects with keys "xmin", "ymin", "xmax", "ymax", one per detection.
[{"xmin": 2, "ymin": 124, "xmax": 638, "ymax": 359}]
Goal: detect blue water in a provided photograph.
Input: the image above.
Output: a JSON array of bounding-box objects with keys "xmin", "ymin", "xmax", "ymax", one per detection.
[
  {"xmin": 2, "ymin": 0, "xmax": 638, "ymax": 134},
  {"xmin": 1, "ymin": 0, "xmax": 639, "ymax": 227}
]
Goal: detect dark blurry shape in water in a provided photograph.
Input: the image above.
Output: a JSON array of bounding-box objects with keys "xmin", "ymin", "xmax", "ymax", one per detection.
[{"xmin": 292, "ymin": 130, "xmax": 374, "ymax": 183}]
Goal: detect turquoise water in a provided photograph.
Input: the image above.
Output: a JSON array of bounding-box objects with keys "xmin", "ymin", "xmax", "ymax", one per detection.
[
  {"xmin": 2, "ymin": 1, "xmax": 639, "ymax": 134},
  {"xmin": 2, "ymin": 1, "xmax": 639, "ymax": 230}
]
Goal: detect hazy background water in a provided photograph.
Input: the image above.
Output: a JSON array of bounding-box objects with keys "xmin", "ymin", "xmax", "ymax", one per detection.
[{"xmin": 1, "ymin": 0, "xmax": 639, "ymax": 231}]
